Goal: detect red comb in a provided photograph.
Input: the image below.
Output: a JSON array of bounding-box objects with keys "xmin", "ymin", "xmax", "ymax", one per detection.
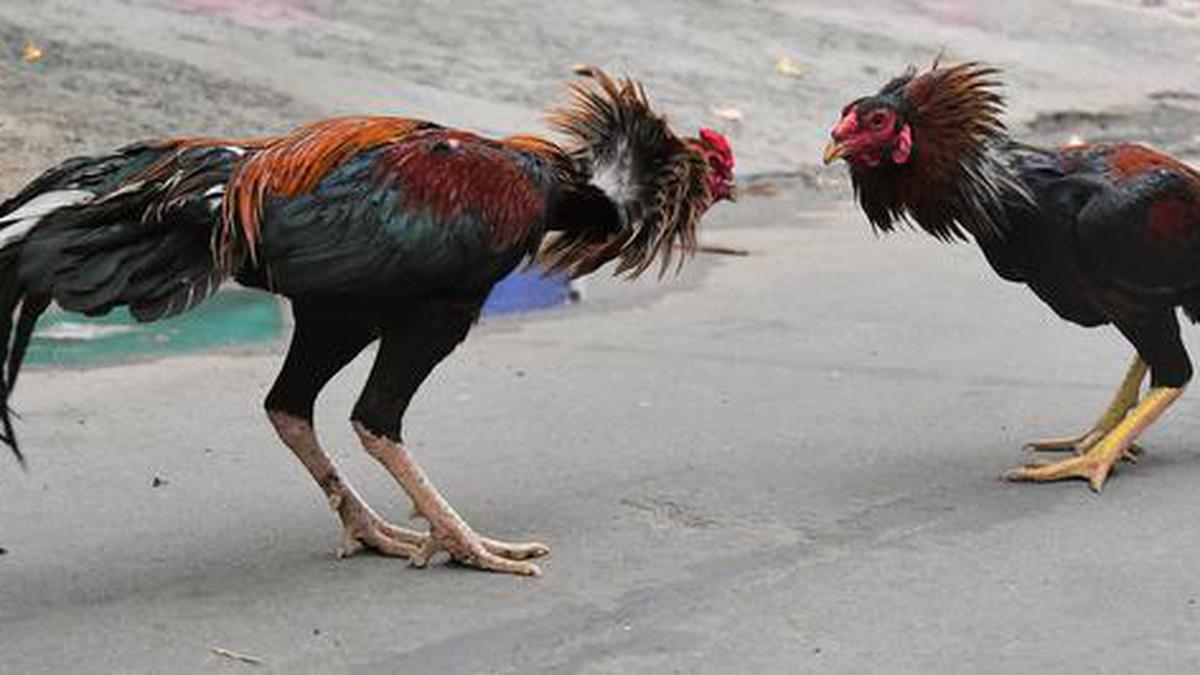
[{"xmin": 698, "ymin": 127, "xmax": 733, "ymax": 161}]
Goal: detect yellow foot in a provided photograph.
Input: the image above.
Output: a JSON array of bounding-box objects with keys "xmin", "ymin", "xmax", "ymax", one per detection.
[
  {"xmin": 1006, "ymin": 386, "xmax": 1182, "ymax": 492},
  {"xmin": 1024, "ymin": 431, "xmax": 1142, "ymax": 463},
  {"xmin": 1004, "ymin": 454, "xmax": 1120, "ymax": 493},
  {"xmin": 1024, "ymin": 429, "xmax": 1103, "ymax": 454},
  {"xmin": 1024, "ymin": 355, "xmax": 1146, "ymax": 457}
]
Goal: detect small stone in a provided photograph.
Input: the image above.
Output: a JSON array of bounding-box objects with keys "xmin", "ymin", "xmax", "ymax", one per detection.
[{"xmin": 151, "ymin": 476, "xmax": 168, "ymax": 488}]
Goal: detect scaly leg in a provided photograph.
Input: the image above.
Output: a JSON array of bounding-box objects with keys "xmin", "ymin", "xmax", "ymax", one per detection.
[
  {"xmin": 350, "ymin": 302, "xmax": 550, "ymax": 576},
  {"xmin": 266, "ymin": 303, "xmax": 430, "ymax": 560},
  {"xmin": 355, "ymin": 423, "xmax": 550, "ymax": 576},
  {"xmin": 1025, "ymin": 354, "xmax": 1147, "ymax": 457},
  {"xmin": 269, "ymin": 411, "xmax": 427, "ymax": 559},
  {"xmin": 1005, "ymin": 386, "xmax": 1182, "ymax": 491}
]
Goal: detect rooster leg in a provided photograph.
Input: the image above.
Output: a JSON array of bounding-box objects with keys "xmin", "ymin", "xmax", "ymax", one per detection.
[
  {"xmin": 351, "ymin": 302, "xmax": 549, "ymax": 576},
  {"xmin": 268, "ymin": 412, "xmax": 426, "ymax": 559},
  {"xmin": 267, "ymin": 303, "xmax": 426, "ymax": 559},
  {"xmin": 1005, "ymin": 386, "xmax": 1182, "ymax": 491},
  {"xmin": 355, "ymin": 424, "xmax": 550, "ymax": 575},
  {"xmin": 1024, "ymin": 355, "xmax": 1147, "ymax": 459}
]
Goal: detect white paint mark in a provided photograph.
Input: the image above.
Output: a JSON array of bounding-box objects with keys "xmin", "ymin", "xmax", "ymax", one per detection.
[{"xmin": 37, "ymin": 322, "xmax": 137, "ymax": 341}]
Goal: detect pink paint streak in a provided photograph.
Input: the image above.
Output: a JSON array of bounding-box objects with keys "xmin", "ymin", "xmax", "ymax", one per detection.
[{"xmin": 171, "ymin": 0, "xmax": 316, "ymax": 29}]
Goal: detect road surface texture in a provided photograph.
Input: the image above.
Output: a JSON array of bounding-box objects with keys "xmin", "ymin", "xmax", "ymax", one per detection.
[{"xmin": 4, "ymin": 1, "xmax": 1200, "ymax": 673}]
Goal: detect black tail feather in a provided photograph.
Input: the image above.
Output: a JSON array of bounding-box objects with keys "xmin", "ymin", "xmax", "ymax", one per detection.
[
  {"xmin": 0, "ymin": 247, "xmax": 28, "ymax": 467},
  {"xmin": 10, "ymin": 294, "xmax": 49, "ymax": 392},
  {"xmin": 0, "ymin": 140, "xmax": 242, "ymax": 468}
]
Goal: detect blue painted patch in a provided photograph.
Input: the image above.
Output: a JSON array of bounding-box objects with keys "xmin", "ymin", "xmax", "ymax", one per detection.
[{"xmin": 482, "ymin": 268, "xmax": 573, "ymax": 316}]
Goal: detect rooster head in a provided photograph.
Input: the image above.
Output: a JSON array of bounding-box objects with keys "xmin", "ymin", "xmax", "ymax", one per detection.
[
  {"xmin": 823, "ymin": 61, "xmax": 1005, "ymax": 171},
  {"xmin": 822, "ymin": 61, "xmax": 1027, "ymax": 242},
  {"xmin": 689, "ymin": 128, "xmax": 737, "ymax": 202},
  {"xmin": 823, "ymin": 75, "xmax": 915, "ymax": 168}
]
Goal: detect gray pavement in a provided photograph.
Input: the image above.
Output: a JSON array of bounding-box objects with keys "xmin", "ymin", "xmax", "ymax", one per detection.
[{"xmin": 5, "ymin": 1, "xmax": 1200, "ymax": 673}]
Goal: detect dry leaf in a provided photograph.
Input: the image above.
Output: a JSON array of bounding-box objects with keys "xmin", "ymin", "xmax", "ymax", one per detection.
[
  {"xmin": 775, "ymin": 56, "xmax": 804, "ymax": 78},
  {"xmin": 710, "ymin": 106, "xmax": 743, "ymax": 122},
  {"xmin": 21, "ymin": 41, "xmax": 42, "ymax": 63},
  {"xmin": 742, "ymin": 181, "xmax": 780, "ymax": 197},
  {"xmin": 211, "ymin": 647, "xmax": 263, "ymax": 665}
]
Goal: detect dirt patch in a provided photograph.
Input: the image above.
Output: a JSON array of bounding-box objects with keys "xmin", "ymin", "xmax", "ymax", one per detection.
[
  {"xmin": 0, "ymin": 17, "xmax": 314, "ymax": 193},
  {"xmin": 1024, "ymin": 97, "xmax": 1200, "ymax": 158}
]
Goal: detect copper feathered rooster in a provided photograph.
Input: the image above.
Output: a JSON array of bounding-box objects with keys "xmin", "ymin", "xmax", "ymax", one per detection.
[
  {"xmin": 0, "ymin": 68, "xmax": 735, "ymax": 575},
  {"xmin": 826, "ymin": 61, "xmax": 1200, "ymax": 491}
]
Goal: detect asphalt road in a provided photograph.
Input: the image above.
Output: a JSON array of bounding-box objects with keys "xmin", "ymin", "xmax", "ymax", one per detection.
[{"xmin": 4, "ymin": 1, "xmax": 1200, "ymax": 673}]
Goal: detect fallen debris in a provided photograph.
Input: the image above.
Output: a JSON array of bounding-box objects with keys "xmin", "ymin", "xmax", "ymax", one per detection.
[
  {"xmin": 211, "ymin": 647, "xmax": 263, "ymax": 665},
  {"xmin": 151, "ymin": 475, "xmax": 169, "ymax": 488},
  {"xmin": 710, "ymin": 106, "xmax": 743, "ymax": 122},
  {"xmin": 742, "ymin": 181, "xmax": 780, "ymax": 197},
  {"xmin": 774, "ymin": 56, "xmax": 805, "ymax": 78},
  {"xmin": 697, "ymin": 243, "xmax": 750, "ymax": 257},
  {"xmin": 20, "ymin": 41, "xmax": 42, "ymax": 63}
]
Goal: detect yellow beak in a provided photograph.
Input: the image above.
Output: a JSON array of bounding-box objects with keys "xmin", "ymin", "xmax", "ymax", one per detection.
[
  {"xmin": 725, "ymin": 181, "xmax": 738, "ymax": 203},
  {"xmin": 823, "ymin": 140, "xmax": 847, "ymax": 165}
]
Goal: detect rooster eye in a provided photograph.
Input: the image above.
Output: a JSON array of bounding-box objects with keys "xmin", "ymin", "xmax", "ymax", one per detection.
[{"xmin": 869, "ymin": 113, "xmax": 888, "ymax": 130}]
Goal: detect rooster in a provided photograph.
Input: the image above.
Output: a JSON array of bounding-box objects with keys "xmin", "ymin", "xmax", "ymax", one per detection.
[
  {"xmin": 825, "ymin": 60, "xmax": 1198, "ymax": 492},
  {"xmin": 0, "ymin": 68, "xmax": 736, "ymax": 575}
]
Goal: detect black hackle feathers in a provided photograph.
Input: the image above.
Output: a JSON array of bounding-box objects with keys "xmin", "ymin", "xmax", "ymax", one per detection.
[
  {"xmin": 849, "ymin": 61, "xmax": 1034, "ymax": 243},
  {"xmin": 539, "ymin": 67, "xmax": 709, "ymax": 278}
]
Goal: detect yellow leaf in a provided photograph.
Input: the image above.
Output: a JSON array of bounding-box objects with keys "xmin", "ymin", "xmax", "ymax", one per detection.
[
  {"xmin": 775, "ymin": 56, "xmax": 804, "ymax": 78},
  {"xmin": 21, "ymin": 41, "xmax": 43, "ymax": 63}
]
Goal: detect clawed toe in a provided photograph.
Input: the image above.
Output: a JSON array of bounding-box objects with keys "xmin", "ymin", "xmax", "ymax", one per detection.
[
  {"xmin": 410, "ymin": 530, "xmax": 549, "ymax": 576},
  {"xmin": 338, "ymin": 515, "xmax": 426, "ymax": 560},
  {"xmin": 1003, "ymin": 456, "xmax": 1113, "ymax": 492},
  {"xmin": 480, "ymin": 537, "xmax": 550, "ymax": 561},
  {"xmin": 1023, "ymin": 428, "xmax": 1105, "ymax": 455}
]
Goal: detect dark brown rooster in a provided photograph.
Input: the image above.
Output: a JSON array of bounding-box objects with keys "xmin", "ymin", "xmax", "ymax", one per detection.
[
  {"xmin": 0, "ymin": 68, "xmax": 735, "ymax": 575},
  {"xmin": 825, "ymin": 60, "xmax": 1199, "ymax": 491}
]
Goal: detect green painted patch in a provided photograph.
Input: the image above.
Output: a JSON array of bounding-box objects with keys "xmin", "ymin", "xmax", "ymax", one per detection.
[
  {"xmin": 27, "ymin": 289, "xmax": 286, "ymax": 367},
  {"xmin": 23, "ymin": 270, "xmax": 569, "ymax": 367}
]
